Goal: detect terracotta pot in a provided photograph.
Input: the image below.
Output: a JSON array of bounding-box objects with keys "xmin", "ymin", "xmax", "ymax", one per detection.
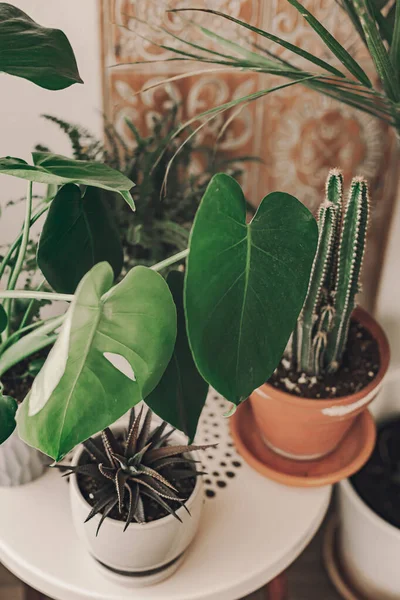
[{"xmin": 250, "ymin": 307, "xmax": 390, "ymax": 461}]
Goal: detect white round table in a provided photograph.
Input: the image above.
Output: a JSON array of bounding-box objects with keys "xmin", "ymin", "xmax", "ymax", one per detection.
[{"xmin": 0, "ymin": 391, "xmax": 331, "ymax": 600}]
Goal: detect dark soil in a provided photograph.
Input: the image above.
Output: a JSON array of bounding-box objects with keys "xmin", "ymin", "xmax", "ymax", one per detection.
[
  {"xmin": 351, "ymin": 418, "xmax": 400, "ymax": 529},
  {"xmin": 1, "ymin": 348, "xmax": 50, "ymax": 402},
  {"xmin": 77, "ymin": 446, "xmax": 196, "ymax": 524},
  {"xmin": 268, "ymin": 319, "xmax": 380, "ymax": 399}
]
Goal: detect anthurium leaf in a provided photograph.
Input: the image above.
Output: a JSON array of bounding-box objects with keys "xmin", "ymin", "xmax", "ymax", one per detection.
[
  {"xmin": 0, "ymin": 152, "xmax": 135, "ymax": 210},
  {"xmin": 0, "ymin": 304, "xmax": 7, "ymax": 334},
  {"xmin": 37, "ymin": 184, "xmax": 124, "ymax": 294},
  {"xmin": 185, "ymin": 173, "xmax": 318, "ymax": 405},
  {"xmin": 17, "ymin": 262, "xmax": 177, "ymax": 461},
  {"xmin": 0, "ymin": 3, "xmax": 82, "ymax": 90},
  {"xmin": 0, "ymin": 393, "xmax": 17, "ymax": 444},
  {"xmin": 146, "ymin": 271, "xmax": 208, "ymax": 442}
]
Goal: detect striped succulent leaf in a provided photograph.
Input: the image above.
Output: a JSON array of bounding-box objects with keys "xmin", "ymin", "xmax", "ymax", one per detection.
[{"xmin": 58, "ymin": 407, "xmax": 214, "ymax": 533}]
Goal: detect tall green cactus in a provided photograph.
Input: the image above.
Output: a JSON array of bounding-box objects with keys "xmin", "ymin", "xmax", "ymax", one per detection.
[{"xmin": 292, "ymin": 170, "xmax": 369, "ymax": 375}]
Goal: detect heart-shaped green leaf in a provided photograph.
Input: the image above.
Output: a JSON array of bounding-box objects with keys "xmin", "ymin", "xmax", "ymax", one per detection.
[
  {"xmin": 185, "ymin": 173, "xmax": 318, "ymax": 405},
  {"xmin": 0, "ymin": 393, "xmax": 17, "ymax": 444},
  {"xmin": 17, "ymin": 262, "xmax": 177, "ymax": 460},
  {"xmin": 0, "ymin": 304, "xmax": 7, "ymax": 334},
  {"xmin": 38, "ymin": 184, "xmax": 124, "ymax": 294},
  {"xmin": 0, "ymin": 3, "xmax": 82, "ymax": 90},
  {"xmin": 146, "ymin": 271, "xmax": 209, "ymax": 442},
  {"xmin": 0, "ymin": 152, "xmax": 135, "ymax": 210}
]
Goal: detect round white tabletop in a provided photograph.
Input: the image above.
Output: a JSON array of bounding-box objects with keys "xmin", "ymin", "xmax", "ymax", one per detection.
[{"xmin": 0, "ymin": 390, "xmax": 331, "ymax": 600}]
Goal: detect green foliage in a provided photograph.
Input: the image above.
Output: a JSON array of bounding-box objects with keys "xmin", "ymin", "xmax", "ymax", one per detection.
[
  {"xmin": 0, "ymin": 153, "xmax": 135, "ymax": 209},
  {"xmin": 150, "ymin": 2, "xmax": 400, "ymax": 138},
  {"xmin": 0, "ymin": 3, "xmax": 82, "ymax": 90},
  {"xmin": 39, "ymin": 109, "xmax": 253, "ymax": 269},
  {"xmin": 58, "ymin": 407, "xmax": 211, "ymax": 531},
  {"xmin": 17, "ymin": 263, "xmax": 177, "ymax": 460},
  {"xmin": 293, "ymin": 171, "xmax": 369, "ymax": 375},
  {"xmin": 37, "ymin": 184, "xmax": 123, "ymax": 294},
  {"xmin": 185, "ymin": 173, "xmax": 318, "ymax": 405},
  {"xmin": 0, "ymin": 305, "xmax": 7, "ymax": 333},
  {"xmin": 146, "ymin": 271, "xmax": 209, "ymax": 442},
  {"xmin": 0, "ymin": 390, "xmax": 17, "ymax": 444}
]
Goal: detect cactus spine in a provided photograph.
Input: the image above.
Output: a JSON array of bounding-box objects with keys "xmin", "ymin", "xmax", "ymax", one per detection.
[{"xmin": 292, "ymin": 170, "xmax": 369, "ymax": 375}]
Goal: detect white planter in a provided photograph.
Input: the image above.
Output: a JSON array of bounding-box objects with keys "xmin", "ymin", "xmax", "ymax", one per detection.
[
  {"xmin": 70, "ymin": 433, "xmax": 204, "ymax": 586},
  {"xmin": 338, "ymin": 478, "xmax": 400, "ymax": 599},
  {"xmin": 0, "ymin": 431, "xmax": 45, "ymax": 487}
]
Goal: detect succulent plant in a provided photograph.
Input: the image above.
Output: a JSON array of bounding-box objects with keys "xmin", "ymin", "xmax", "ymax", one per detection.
[
  {"xmin": 292, "ymin": 169, "xmax": 370, "ymax": 375},
  {"xmin": 60, "ymin": 407, "xmax": 212, "ymax": 534}
]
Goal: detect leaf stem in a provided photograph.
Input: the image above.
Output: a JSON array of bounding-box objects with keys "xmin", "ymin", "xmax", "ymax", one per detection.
[
  {"xmin": 3, "ymin": 182, "xmax": 33, "ymax": 339},
  {"xmin": 0, "ymin": 204, "xmax": 49, "ymax": 282},
  {"xmin": 0, "ymin": 291, "xmax": 74, "ymax": 302},
  {"xmin": 150, "ymin": 249, "xmax": 189, "ymax": 272}
]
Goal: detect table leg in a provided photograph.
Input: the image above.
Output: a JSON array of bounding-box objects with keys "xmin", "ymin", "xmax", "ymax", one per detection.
[{"xmin": 24, "ymin": 586, "xmax": 51, "ymax": 600}]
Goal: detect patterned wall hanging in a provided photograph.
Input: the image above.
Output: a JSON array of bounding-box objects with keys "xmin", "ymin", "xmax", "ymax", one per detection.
[{"xmin": 99, "ymin": 0, "xmax": 399, "ymax": 311}]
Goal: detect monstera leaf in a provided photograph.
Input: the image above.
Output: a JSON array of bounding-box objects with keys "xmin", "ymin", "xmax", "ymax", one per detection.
[
  {"xmin": 38, "ymin": 185, "xmax": 124, "ymax": 293},
  {"xmin": 0, "ymin": 3, "xmax": 82, "ymax": 90},
  {"xmin": 185, "ymin": 173, "xmax": 318, "ymax": 405},
  {"xmin": 0, "ymin": 392, "xmax": 17, "ymax": 444},
  {"xmin": 146, "ymin": 271, "xmax": 209, "ymax": 441},
  {"xmin": 0, "ymin": 153, "xmax": 135, "ymax": 210},
  {"xmin": 17, "ymin": 263, "xmax": 177, "ymax": 460}
]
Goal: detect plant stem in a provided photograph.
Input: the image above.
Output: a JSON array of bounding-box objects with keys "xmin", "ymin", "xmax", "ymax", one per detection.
[
  {"xmin": 0, "ymin": 291, "xmax": 74, "ymax": 302},
  {"xmin": 0, "ymin": 315, "xmax": 62, "ymax": 356},
  {"xmin": 16, "ymin": 278, "xmax": 46, "ymax": 340},
  {"xmin": 150, "ymin": 248, "xmax": 189, "ymax": 272},
  {"xmin": 0, "ymin": 204, "xmax": 49, "ymax": 282},
  {"xmin": 3, "ymin": 182, "xmax": 33, "ymax": 340}
]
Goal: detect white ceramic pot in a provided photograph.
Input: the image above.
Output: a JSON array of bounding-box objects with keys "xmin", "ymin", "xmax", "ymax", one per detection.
[
  {"xmin": 338, "ymin": 478, "xmax": 400, "ymax": 599},
  {"xmin": 70, "ymin": 433, "xmax": 204, "ymax": 586},
  {"xmin": 0, "ymin": 430, "xmax": 45, "ymax": 487}
]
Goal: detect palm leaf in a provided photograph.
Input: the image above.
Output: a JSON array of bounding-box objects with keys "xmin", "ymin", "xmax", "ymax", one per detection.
[
  {"xmin": 286, "ymin": 0, "xmax": 372, "ymax": 87},
  {"xmin": 353, "ymin": 0, "xmax": 400, "ymax": 101},
  {"xmin": 390, "ymin": 0, "xmax": 400, "ymax": 75},
  {"xmin": 169, "ymin": 8, "xmax": 347, "ymax": 79}
]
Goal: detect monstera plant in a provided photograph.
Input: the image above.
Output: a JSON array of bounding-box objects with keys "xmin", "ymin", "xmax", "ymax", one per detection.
[{"xmin": 0, "ymin": 3, "xmax": 319, "ymax": 464}]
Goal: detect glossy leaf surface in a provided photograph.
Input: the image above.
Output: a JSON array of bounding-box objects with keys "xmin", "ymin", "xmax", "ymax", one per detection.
[
  {"xmin": 185, "ymin": 174, "xmax": 318, "ymax": 405},
  {"xmin": 0, "ymin": 153, "xmax": 135, "ymax": 209},
  {"xmin": 0, "ymin": 3, "xmax": 82, "ymax": 90},
  {"xmin": 38, "ymin": 184, "xmax": 123, "ymax": 293},
  {"xmin": 146, "ymin": 271, "xmax": 208, "ymax": 441},
  {"xmin": 17, "ymin": 263, "xmax": 177, "ymax": 460}
]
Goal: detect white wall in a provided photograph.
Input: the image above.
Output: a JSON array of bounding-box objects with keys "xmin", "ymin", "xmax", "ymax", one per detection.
[{"xmin": 0, "ymin": 0, "xmax": 102, "ymax": 244}]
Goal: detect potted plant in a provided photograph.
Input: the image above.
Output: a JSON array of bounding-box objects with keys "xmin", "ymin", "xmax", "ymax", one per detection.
[
  {"xmin": 249, "ymin": 169, "xmax": 389, "ymax": 463},
  {"xmin": 337, "ymin": 417, "xmax": 400, "ymax": 599},
  {"xmin": 35, "ymin": 110, "xmax": 254, "ymax": 271},
  {"xmin": 65, "ymin": 406, "xmax": 211, "ymax": 584}
]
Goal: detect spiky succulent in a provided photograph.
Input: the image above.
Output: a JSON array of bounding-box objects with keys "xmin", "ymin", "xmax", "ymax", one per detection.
[
  {"xmin": 292, "ymin": 169, "xmax": 369, "ymax": 375},
  {"xmin": 61, "ymin": 407, "xmax": 212, "ymax": 534}
]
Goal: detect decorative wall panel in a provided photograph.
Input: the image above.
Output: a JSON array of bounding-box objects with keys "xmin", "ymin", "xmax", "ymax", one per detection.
[{"xmin": 100, "ymin": 0, "xmax": 399, "ymax": 310}]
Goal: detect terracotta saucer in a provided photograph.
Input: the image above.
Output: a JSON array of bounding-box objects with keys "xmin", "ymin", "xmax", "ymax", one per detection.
[
  {"xmin": 230, "ymin": 401, "xmax": 376, "ymax": 487},
  {"xmin": 322, "ymin": 514, "xmax": 367, "ymax": 600}
]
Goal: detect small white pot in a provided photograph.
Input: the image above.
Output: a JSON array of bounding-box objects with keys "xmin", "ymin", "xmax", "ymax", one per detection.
[
  {"xmin": 70, "ymin": 432, "xmax": 204, "ymax": 586},
  {"xmin": 338, "ymin": 478, "xmax": 400, "ymax": 599},
  {"xmin": 0, "ymin": 431, "xmax": 45, "ymax": 487}
]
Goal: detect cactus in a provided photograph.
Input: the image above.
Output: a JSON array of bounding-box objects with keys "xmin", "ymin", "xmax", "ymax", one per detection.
[{"xmin": 292, "ymin": 170, "xmax": 369, "ymax": 375}]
